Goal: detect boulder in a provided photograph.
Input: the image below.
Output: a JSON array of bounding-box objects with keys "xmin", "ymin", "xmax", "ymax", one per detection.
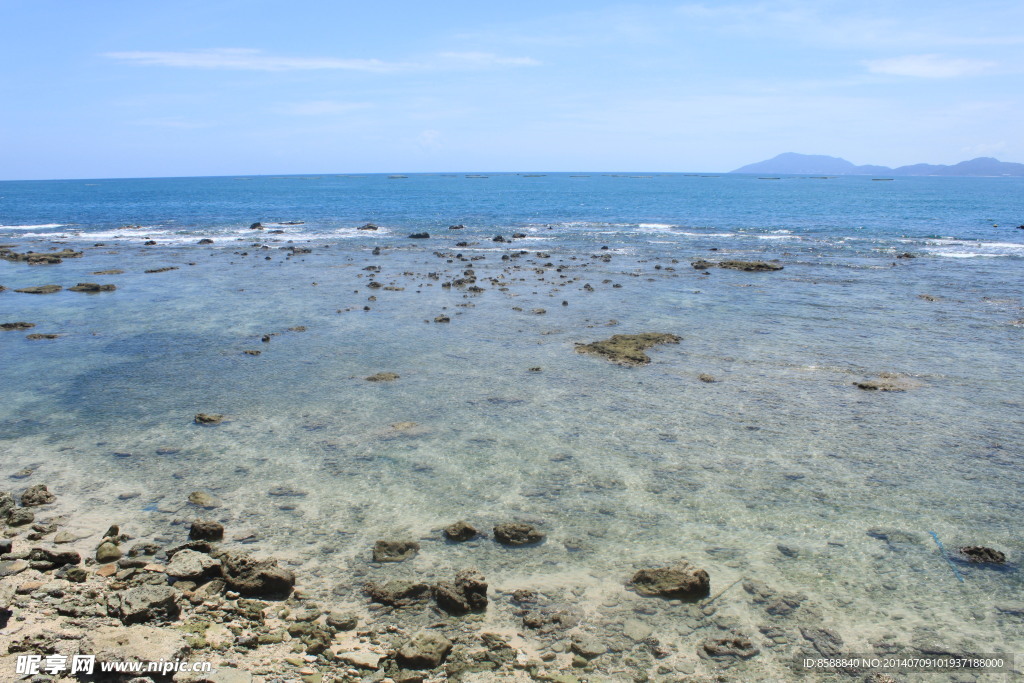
[
  {"xmin": 408, "ymin": 232, "xmax": 430, "ymax": 239},
  {"xmin": 7, "ymin": 508, "xmax": 34, "ymax": 526},
  {"xmin": 372, "ymin": 539, "xmax": 419, "ymax": 563},
  {"xmin": 26, "ymin": 547, "xmax": 80, "ymax": 570},
  {"xmin": 628, "ymin": 561, "xmax": 710, "ymax": 599},
  {"xmin": 397, "ymin": 631, "xmax": 452, "ymax": 669},
  {"xmin": 493, "ymin": 522, "xmax": 545, "ymax": 546},
  {"xmin": 20, "ymin": 484, "xmax": 56, "ymax": 507},
  {"xmin": 357, "ymin": 223, "xmax": 378, "ymax": 231},
  {"xmin": 1, "ymin": 322, "xmax": 35, "ymax": 330},
  {"xmin": 95, "ymin": 541, "xmax": 123, "ymax": 564},
  {"xmin": 575, "ymin": 333, "xmax": 681, "ymax": 366},
  {"xmin": 958, "ymin": 546, "xmax": 1006, "ymax": 564},
  {"xmin": 433, "ymin": 569, "xmax": 488, "ymax": 614},
  {"xmin": 443, "ymin": 521, "xmax": 478, "ymax": 542},
  {"xmin": 166, "ymin": 549, "xmax": 221, "ymax": 580},
  {"xmin": 189, "ymin": 520, "xmax": 224, "ymax": 541},
  {"xmin": 117, "ymin": 584, "xmax": 180, "ymax": 624},
  {"xmin": 215, "ymin": 550, "xmax": 294, "ymax": 597},
  {"xmin": 0, "ymin": 491, "xmax": 15, "ymax": 516}
]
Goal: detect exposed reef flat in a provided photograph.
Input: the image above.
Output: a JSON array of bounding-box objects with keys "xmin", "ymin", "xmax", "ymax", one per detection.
[{"xmin": 575, "ymin": 333, "xmax": 681, "ymax": 366}]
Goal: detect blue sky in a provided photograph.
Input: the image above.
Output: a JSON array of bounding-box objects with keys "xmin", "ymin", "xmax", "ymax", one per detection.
[{"xmin": 2, "ymin": 0, "xmax": 1023, "ymax": 179}]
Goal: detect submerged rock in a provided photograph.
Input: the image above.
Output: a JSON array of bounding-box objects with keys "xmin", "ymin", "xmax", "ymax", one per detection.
[
  {"xmin": 25, "ymin": 333, "xmax": 60, "ymax": 340},
  {"xmin": 21, "ymin": 484, "xmax": 56, "ymax": 507},
  {"xmin": 187, "ymin": 491, "xmax": 222, "ymax": 509},
  {"xmin": 854, "ymin": 374, "xmax": 918, "ymax": 392},
  {"xmin": 1, "ymin": 322, "xmax": 35, "ymax": 330},
  {"xmin": 628, "ymin": 561, "xmax": 710, "ymax": 599},
  {"xmin": 958, "ymin": 546, "xmax": 1006, "ymax": 564},
  {"xmin": 364, "ymin": 580, "xmax": 430, "ymax": 606},
  {"xmin": 69, "ymin": 282, "xmax": 116, "ymax": 292},
  {"xmin": 372, "ymin": 539, "xmax": 419, "ymax": 563},
  {"xmin": 443, "ymin": 521, "xmax": 478, "ymax": 542},
  {"xmin": 194, "ymin": 413, "xmax": 224, "ymax": 424},
  {"xmin": 357, "ymin": 223, "xmax": 378, "ymax": 230},
  {"xmin": 365, "ymin": 372, "xmax": 400, "ymax": 382},
  {"xmin": 1, "ymin": 248, "xmax": 82, "ymax": 264},
  {"xmin": 14, "ymin": 285, "xmax": 62, "ymax": 294},
  {"xmin": 718, "ymin": 260, "xmax": 783, "ymax": 271},
  {"xmin": 408, "ymin": 232, "xmax": 430, "ymax": 239},
  {"xmin": 575, "ymin": 332, "xmax": 681, "ymax": 366},
  {"xmin": 493, "ymin": 522, "xmax": 545, "ymax": 546},
  {"xmin": 701, "ymin": 633, "xmax": 760, "ymax": 660},
  {"xmin": 397, "ymin": 630, "xmax": 452, "ymax": 669}
]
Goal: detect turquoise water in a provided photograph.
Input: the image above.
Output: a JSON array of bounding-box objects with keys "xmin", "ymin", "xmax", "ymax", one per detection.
[{"xmin": 2, "ymin": 173, "xmax": 1023, "ymax": 676}]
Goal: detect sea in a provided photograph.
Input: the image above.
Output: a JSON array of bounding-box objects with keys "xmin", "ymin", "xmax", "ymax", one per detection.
[{"xmin": 2, "ymin": 172, "xmax": 1022, "ymax": 678}]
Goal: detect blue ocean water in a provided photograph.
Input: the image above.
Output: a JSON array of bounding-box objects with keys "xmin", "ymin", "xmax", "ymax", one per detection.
[{"xmin": 2, "ymin": 173, "xmax": 1023, "ymax": 676}]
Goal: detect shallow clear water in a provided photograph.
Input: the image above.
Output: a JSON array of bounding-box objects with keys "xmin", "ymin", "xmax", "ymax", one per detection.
[{"xmin": 2, "ymin": 173, "xmax": 1023, "ymax": 676}]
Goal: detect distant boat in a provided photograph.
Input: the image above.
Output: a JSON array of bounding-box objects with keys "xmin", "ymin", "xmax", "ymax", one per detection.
[
  {"xmin": 758, "ymin": 177, "xmax": 781, "ymax": 180},
  {"xmin": 872, "ymin": 178, "xmax": 894, "ymax": 181}
]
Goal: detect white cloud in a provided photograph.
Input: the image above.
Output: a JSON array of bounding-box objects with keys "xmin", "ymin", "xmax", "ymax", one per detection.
[
  {"xmin": 276, "ymin": 101, "xmax": 373, "ymax": 116},
  {"xmin": 438, "ymin": 52, "xmax": 541, "ymax": 67},
  {"xmin": 105, "ymin": 48, "xmax": 403, "ymax": 72},
  {"xmin": 418, "ymin": 129, "xmax": 442, "ymax": 151},
  {"xmin": 105, "ymin": 48, "xmax": 539, "ymax": 73},
  {"xmin": 961, "ymin": 141, "xmax": 1007, "ymax": 157},
  {"xmin": 865, "ymin": 54, "xmax": 996, "ymax": 78}
]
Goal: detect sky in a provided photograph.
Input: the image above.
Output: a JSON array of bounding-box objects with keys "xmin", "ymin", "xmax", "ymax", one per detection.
[{"xmin": 2, "ymin": 0, "xmax": 1023, "ymax": 179}]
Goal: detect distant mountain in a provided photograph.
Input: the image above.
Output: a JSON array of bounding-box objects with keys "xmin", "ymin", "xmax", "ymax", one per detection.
[{"xmin": 732, "ymin": 152, "xmax": 1024, "ymax": 176}]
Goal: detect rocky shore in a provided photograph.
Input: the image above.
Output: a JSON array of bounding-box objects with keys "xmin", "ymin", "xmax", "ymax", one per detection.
[{"xmin": 2, "ymin": 481, "xmax": 1013, "ymax": 682}]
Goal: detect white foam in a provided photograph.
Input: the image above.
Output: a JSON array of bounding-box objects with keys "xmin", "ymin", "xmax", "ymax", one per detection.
[
  {"xmin": 929, "ymin": 252, "xmax": 999, "ymax": 258},
  {"xmin": 0, "ymin": 223, "xmax": 68, "ymax": 230},
  {"xmin": 637, "ymin": 223, "xmax": 675, "ymax": 229}
]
